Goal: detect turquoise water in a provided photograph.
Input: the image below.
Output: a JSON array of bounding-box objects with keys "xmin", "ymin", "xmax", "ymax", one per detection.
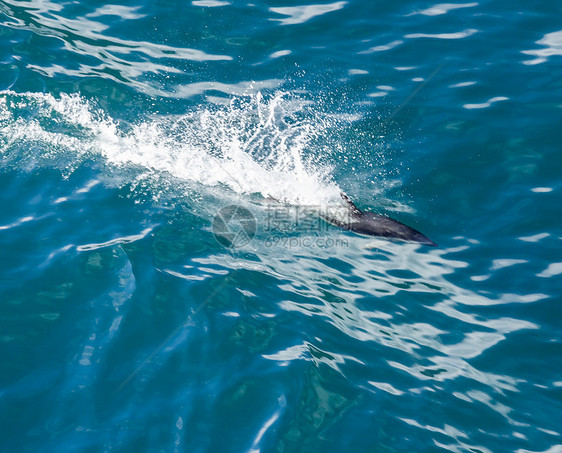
[{"xmin": 1, "ymin": 0, "xmax": 562, "ymax": 451}]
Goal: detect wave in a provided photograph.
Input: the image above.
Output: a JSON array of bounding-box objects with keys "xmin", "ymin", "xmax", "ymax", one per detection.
[{"xmin": 0, "ymin": 90, "xmax": 346, "ymax": 207}]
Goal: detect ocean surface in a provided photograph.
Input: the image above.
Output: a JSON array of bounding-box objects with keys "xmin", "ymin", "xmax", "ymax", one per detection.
[{"xmin": 1, "ymin": 0, "xmax": 562, "ymax": 452}]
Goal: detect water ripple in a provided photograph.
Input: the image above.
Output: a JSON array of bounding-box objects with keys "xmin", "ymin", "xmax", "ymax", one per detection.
[
  {"xmin": 409, "ymin": 2, "xmax": 479, "ymax": 17},
  {"xmin": 76, "ymin": 226, "xmax": 153, "ymax": 252},
  {"xmin": 269, "ymin": 1, "xmax": 347, "ymax": 26},
  {"xmin": 463, "ymin": 96, "xmax": 509, "ymax": 109},
  {"xmin": 358, "ymin": 39, "xmax": 403, "ymax": 54},
  {"xmin": 522, "ymin": 30, "xmax": 562, "ymax": 66},
  {"xmin": 405, "ymin": 28, "xmax": 479, "ymax": 40},
  {"xmin": 0, "ymin": 0, "xmax": 232, "ymax": 95},
  {"xmin": 537, "ymin": 263, "xmax": 562, "ymax": 278},
  {"xmin": 192, "ymin": 0, "xmax": 231, "ymax": 6}
]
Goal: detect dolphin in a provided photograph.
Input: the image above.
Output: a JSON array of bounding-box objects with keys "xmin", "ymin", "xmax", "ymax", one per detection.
[{"xmin": 323, "ymin": 193, "xmax": 437, "ymax": 246}]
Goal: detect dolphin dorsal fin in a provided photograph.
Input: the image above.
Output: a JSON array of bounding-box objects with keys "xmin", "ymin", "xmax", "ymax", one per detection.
[{"xmin": 340, "ymin": 192, "xmax": 362, "ymax": 216}]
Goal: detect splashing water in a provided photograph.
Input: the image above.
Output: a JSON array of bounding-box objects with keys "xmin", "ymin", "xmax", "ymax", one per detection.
[{"xmin": 0, "ymin": 90, "xmax": 345, "ymax": 207}]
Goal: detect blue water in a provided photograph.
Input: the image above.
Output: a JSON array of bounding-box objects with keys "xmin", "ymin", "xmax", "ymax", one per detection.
[{"xmin": 1, "ymin": 0, "xmax": 562, "ymax": 451}]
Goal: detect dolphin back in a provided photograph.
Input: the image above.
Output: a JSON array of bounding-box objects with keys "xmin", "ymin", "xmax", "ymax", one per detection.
[{"xmin": 329, "ymin": 192, "xmax": 437, "ymax": 246}]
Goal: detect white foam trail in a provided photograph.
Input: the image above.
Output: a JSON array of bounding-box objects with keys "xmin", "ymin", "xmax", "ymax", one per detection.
[{"xmin": 0, "ymin": 90, "xmax": 344, "ymax": 207}]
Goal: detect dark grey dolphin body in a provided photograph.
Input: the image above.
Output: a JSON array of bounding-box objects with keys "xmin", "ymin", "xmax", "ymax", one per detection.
[{"xmin": 324, "ymin": 193, "xmax": 437, "ymax": 247}]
